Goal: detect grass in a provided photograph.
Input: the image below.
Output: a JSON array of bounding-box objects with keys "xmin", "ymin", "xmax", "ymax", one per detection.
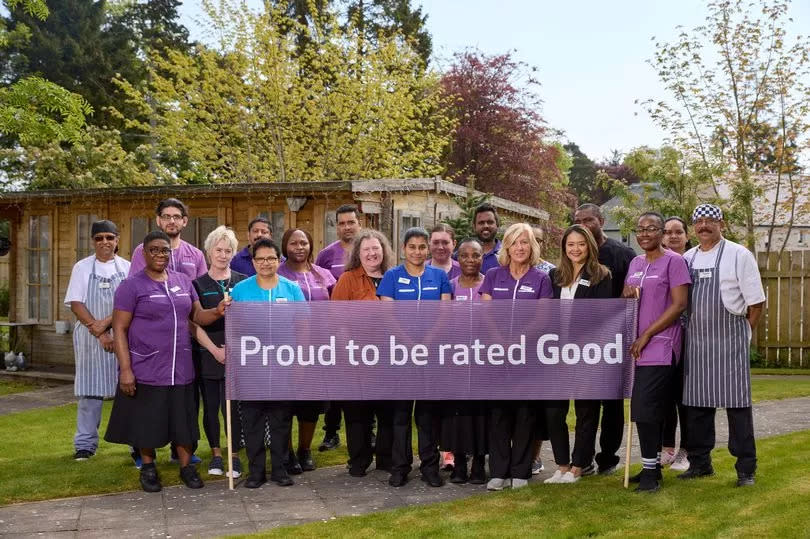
[
  {"xmin": 751, "ymin": 367, "xmax": 810, "ymax": 376},
  {"xmin": 239, "ymin": 429, "xmax": 810, "ymax": 539},
  {"xmin": 0, "ymin": 378, "xmax": 47, "ymax": 396},
  {"xmin": 0, "ymin": 374, "xmax": 808, "ymax": 506}
]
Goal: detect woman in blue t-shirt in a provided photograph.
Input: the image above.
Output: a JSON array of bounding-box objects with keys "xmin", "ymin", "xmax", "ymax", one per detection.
[{"xmin": 378, "ymin": 227, "xmax": 451, "ymax": 488}]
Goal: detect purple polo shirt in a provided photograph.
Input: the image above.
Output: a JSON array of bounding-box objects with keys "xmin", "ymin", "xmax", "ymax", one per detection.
[
  {"xmin": 479, "ymin": 265, "xmax": 553, "ymax": 299},
  {"xmin": 625, "ymin": 249, "xmax": 691, "ymax": 366},
  {"xmin": 315, "ymin": 241, "xmax": 350, "ymax": 280},
  {"xmin": 114, "ymin": 270, "xmax": 199, "ymax": 386},
  {"xmin": 129, "ymin": 239, "xmax": 207, "ymax": 280},
  {"xmin": 480, "ymin": 240, "xmax": 502, "ymax": 276},
  {"xmin": 230, "ymin": 246, "xmax": 255, "ymax": 276},
  {"xmin": 277, "ymin": 263, "xmax": 336, "ymax": 301},
  {"xmin": 429, "ymin": 259, "xmax": 462, "ymax": 281},
  {"xmin": 450, "ymin": 276, "xmax": 483, "ymax": 301}
]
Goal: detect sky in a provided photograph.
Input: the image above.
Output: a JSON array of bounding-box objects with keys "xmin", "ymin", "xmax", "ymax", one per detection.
[{"xmin": 179, "ymin": 0, "xmax": 810, "ymax": 162}]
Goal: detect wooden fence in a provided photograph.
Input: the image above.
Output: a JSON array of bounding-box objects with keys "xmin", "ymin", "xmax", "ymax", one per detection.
[{"xmin": 756, "ymin": 250, "xmax": 810, "ymax": 367}]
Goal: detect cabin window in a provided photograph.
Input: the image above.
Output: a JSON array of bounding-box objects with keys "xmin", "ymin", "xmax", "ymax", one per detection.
[
  {"xmin": 130, "ymin": 217, "xmax": 158, "ymax": 255},
  {"xmin": 26, "ymin": 215, "xmax": 51, "ymax": 322},
  {"xmin": 256, "ymin": 211, "xmax": 286, "ymax": 242},
  {"xmin": 76, "ymin": 214, "xmax": 99, "ymax": 261},
  {"xmin": 181, "ymin": 216, "xmax": 219, "ymax": 250}
]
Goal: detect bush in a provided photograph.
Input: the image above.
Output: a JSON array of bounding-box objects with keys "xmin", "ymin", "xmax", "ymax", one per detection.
[{"xmin": 0, "ymin": 283, "xmax": 8, "ymax": 318}]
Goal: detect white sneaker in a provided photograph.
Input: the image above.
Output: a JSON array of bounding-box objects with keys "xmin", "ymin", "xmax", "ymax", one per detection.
[
  {"xmin": 512, "ymin": 478, "xmax": 529, "ymax": 489},
  {"xmin": 557, "ymin": 471, "xmax": 580, "ymax": 484},
  {"xmin": 670, "ymin": 449, "xmax": 689, "ymax": 471},
  {"xmin": 544, "ymin": 470, "xmax": 563, "ymax": 484},
  {"xmin": 531, "ymin": 458, "xmax": 544, "ymax": 475},
  {"xmin": 487, "ymin": 477, "xmax": 511, "ymax": 491},
  {"xmin": 660, "ymin": 449, "xmax": 676, "ymax": 466}
]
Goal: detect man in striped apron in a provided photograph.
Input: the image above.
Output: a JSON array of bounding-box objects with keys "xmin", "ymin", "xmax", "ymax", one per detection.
[
  {"xmin": 680, "ymin": 204, "xmax": 765, "ymax": 487},
  {"xmin": 65, "ymin": 220, "xmax": 130, "ymax": 460}
]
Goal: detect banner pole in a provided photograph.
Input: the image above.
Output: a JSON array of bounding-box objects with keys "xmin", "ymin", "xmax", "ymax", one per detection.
[
  {"xmin": 226, "ymin": 399, "xmax": 234, "ymax": 491},
  {"xmin": 623, "ymin": 401, "xmax": 633, "ymax": 488}
]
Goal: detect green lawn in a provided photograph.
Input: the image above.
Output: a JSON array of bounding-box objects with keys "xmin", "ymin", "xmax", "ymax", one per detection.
[
  {"xmin": 751, "ymin": 367, "xmax": 810, "ymax": 376},
  {"xmin": 240, "ymin": 429, "xmax": 810, "ymax": 539}
]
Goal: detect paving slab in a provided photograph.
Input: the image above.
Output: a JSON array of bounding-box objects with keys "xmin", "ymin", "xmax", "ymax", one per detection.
[{"xmin": 0, "ymin": 385, "xmax": 76, "ymax": 416}]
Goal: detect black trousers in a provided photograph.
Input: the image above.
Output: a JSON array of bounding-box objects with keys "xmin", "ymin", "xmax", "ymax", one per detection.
[
  {"xmin": 541, "ymin": 400, "xmax": 570, "ymax": 466},
  {"xmin": 595, "ymin": 399, "xmax": 624, "ymax": 470},
  {"xmin": 686, "ymin": 405, "xmax": 757, "ymax": 475},
  {"xmin": 200, "ymin": 378, "xmax": 242, "ymax": 452},
  {"xmin": 344, "ymin": 401, "xmax": 393, "ymax": 472},
  {"xmin": 323, "ymin": 401, "xmax": 343, "ymax": 436},
  {"xmin": 391, "ymin": 400, "xmax": 440, "ymax": 477},
  {"xmin": 489, "ymin": 401, "xmax": 536, "ymax": 480},
  {"xmin": 663, "ymin": 359, "xmax": 688, "ymax": 448},
  {"xmin": 241, "ymin": 401, "xmax": 292, "ymax": 481},
  {"xmin": 572, "ymin": 400, "xmax": 600, "ymax": 468}
]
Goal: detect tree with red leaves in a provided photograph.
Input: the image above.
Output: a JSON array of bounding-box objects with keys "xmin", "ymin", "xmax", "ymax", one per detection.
[{"xmin": 440, "ymin": 49, "xmax": 575, "ymax": 229}]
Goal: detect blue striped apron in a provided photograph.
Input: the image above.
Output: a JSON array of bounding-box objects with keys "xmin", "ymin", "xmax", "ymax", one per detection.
[
  {"xmin": 683, "ymin": 241, "xmax": 752, "ymax": 408},
  {"xmin": 73, "ymin": 258, "xmax": 126, "ymax": 397}
]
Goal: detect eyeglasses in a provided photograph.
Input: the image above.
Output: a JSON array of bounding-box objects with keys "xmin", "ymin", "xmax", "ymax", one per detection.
[
  {"xmin": 253, "ymin": 256, "xmax": 279, "ymax": 264},
  {"xmin": 147, "ymin": 247, "xmax": 171, "ymax": 256},
  {"xmin": 634, "ymin": 227, "xmax": 661, "ymax": 235},
  {"xmin": 93, "ymin": 235, "xmax": 116, "ymax": 242},
  {"xmin": 159, "ymin": 214, "xmax": 185, "ymax": 222}
]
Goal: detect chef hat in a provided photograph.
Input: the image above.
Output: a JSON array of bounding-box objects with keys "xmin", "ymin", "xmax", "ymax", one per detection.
[
  {"xmin": 691, "ymin": 204, "xmax": 723, "ymax": 223},
  {"xmin": 91, "ymin": 220, "xmax": 119, "ymax": 237}
]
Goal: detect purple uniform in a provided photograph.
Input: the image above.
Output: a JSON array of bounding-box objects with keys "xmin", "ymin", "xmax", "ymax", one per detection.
[
  {"xmin": 450, "ymin": 276, "xmax": 483, "ymax": 301},
  {"xmin": 277, "ymin": 263, "xmax": 336, "ymax": 301},
  {"xmin": 479, "ymin": 265, "xmax": 553, "ymax": 299},
  {"xmin": 480, "ymin": 240, "xmax": 502, "ymax": 276},
  {"xmin": 315, "ymin": 241, "xmax": 351, "ymax": 280},
  {"xmin": 625, "ymin": 250, "xmax": 692, "ymax": 366},
  {"xmin": 430, "ymin": 259, "xmax": 462, "ymax": 281},
  {"xmin": 114, "ymin": 270, "xmax": 199, "ymax": 386},
  {"xmin": 129, "ymin": 239, "xmax": 207, "ymax": 281},
  {"xmin": 230, "ymin": 246, "xmax": 255, "ymax": 277}
]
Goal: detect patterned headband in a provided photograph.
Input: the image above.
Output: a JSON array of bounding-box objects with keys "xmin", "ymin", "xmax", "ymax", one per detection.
[{"xmin": 691, "ymin": 204, "xmax": 723, "ymax": 223}]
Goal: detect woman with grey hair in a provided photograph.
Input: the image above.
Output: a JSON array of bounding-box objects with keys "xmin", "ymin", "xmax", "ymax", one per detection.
[{"xmin": 193, "ymin": 225, "xmax": 248, "ymax": 478}]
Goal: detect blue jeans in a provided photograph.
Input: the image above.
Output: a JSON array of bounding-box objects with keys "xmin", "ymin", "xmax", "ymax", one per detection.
[{"xmin": 74, "ymin": 396, "xmax": 103, "ymax": 452}]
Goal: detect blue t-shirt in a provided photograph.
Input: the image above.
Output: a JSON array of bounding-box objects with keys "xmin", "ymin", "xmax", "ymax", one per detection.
[
  {"xmin": 377, "ymin": 264, "xmax": 451, "ymax": 300},
  {"xmin": 230, "ymin": 275, "xmax": 306, "ymax": 302}
]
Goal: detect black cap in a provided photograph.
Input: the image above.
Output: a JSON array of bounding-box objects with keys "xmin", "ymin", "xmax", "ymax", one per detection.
[{"xmin": 91, "ymin": 220, "xmax": 119, "ymax": 237}]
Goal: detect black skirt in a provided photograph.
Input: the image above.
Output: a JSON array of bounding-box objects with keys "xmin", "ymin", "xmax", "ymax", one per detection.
[
  {"xmin": 104, "ymin": 383, "xmax": 200, "ymax": 448},
  {"xmin": 292, "ymin": 400, "xmax": 324, "ymax": 422},
  {"xmin": 631, "ymin": 364, "xmax": 676, "ymax": 424},
  {"xmin": 439, "ymin": 401, "xmax": 488, "ymax": 455}
]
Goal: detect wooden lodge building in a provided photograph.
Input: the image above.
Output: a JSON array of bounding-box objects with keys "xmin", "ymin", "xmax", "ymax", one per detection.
[{"xmin": 0, "ymin": 178, "xmax": 547, "ymax": 368}]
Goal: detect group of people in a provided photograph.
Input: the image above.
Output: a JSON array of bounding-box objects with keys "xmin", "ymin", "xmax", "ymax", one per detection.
[{"xmin": 66, "ymin": 197, "xmax": 764, "ymax": 495}]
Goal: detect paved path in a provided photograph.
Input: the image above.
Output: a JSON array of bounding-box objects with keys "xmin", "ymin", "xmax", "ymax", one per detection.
[
  {"xmin": 1, "ymin": 395, "xmax": 809, "ymax": 538},
  {"xmin": 0, "ymin": 385, "xmax": 75, "ymax": 416}
]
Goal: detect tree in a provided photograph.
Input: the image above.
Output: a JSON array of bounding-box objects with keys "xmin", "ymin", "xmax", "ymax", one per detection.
[
  {"xmin": 440, "ymin": 50, "xmax": 575, "ymax": 230},
  {"xmin": 642, "ymin": 0, "xmax": 810, "ymax": 251},
  {"xmin": 564, "ymin": 142, "xmax": 598, "ymax": 203},
  {"xmin": 344, "ymin": 0, "xmax": 432, "ymax": 66},
  {"xmin": 441, "ymin": 187, "xmax": 491, "ymax": 242}
]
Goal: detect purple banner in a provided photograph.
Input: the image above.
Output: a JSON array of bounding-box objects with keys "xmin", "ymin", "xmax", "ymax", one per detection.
[{"xmin": 225, "ymin": 299, "xmax": 637, "ymax": 401}]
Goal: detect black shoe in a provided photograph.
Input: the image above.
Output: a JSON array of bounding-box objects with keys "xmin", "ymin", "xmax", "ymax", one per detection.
[
  {"xmin": 677, "ymin": 465, "xmax": 715, "ymax": 480},
  {"xmin": 630, "ymin": 465, "xmax": 662, "ymax": 483},
  {"xmin": 272, "ymin": 475, "xmax": 294, "ymax": 487},
  {"xmin": 319, "ymin": 433, "xmax": 340, "ymax": 452},
  {"xmin": 349, "ymin": 466, "xmax": 367, "ymax": 477},
  {"xmin": 469, "ymin": 456, "xmax": 486, "ymax": 485},
  {"xmin": 73, "ymin": 449, "xmax": 94, "ymax": 461},
  {"xmin": 297, "ymin": 449, "xmax": 316, "ymax": 471},
  {"xmin": 180, "ymin": 465, "xmax": 204, "ymax": 489},
  {"xmin": 388, "ymin": 473, "xmax": 408, "ymax": 487},
  {"xmin": 244, "ymin": 475, "xmax": 266, "ymax": 489},
  {"xmin": 736, "ymin": 473, "xmax": 755, "ymax": 487},
  {"xmin": 139, "ymin": 463, "xmax": 162, "ymax": 493},
  {"xmin": 450, "ymin": 463, "xmax": 468, "ymax": 484},
  {"xmin": 421, "ymin": 472, "xmax": 444, "ymax": 487},
  {"xmin": 286, "ymin": 451, "xmax": 303, "ymax": 475},
  {"xmin": 634, "ymin": 468, "xmax": 660, "ymax": 493}
]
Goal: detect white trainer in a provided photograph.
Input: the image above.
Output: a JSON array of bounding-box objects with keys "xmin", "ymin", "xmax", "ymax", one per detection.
[
  {"xmin": 670, "ymin": 448, "xmax": 689, "ymax": 471},
  {"xmin": 660, "ymin": 449, "xmax": 677, "ymax": 466},
  {"xmin": 557, "ymin": 471, "xmax": 580, "ymax": 483},
  {"xmin": 487, "ymin": 477, "xmax": 511, "ymax": 491},
  {"xmin": 543, "ymin": 470, "xmax": 563, "ymax": 484},
  {"xmin": 512, "ymin": 478, "xmax": 529, "ymax": 489}
]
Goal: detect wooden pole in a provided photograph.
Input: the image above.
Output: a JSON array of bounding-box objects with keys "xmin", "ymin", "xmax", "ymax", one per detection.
[
  {"xmin": 624, "ymin": 401, "xmax": 633, "ymax": 488},
  {"xmin": 226, "ymin": 399, "xmax": 234, "ymax": 491}
]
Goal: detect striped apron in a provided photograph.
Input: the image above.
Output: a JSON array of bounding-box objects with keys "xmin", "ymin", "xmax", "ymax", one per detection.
[
  {"xmin": 73, "ymin": 259, "xmax": 126, "ymax": 397},
  {"xmin": 683, "ymin": 241, "xmax": 752, "ymax": 408}
]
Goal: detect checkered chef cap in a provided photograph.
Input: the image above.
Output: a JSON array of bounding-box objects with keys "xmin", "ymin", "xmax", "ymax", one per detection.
[{"xmin": 691, "ymin": 204, "xmax": 723, "ymax": 223}]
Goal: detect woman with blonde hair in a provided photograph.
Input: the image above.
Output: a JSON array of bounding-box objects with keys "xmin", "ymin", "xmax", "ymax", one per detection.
[{"xmin": 479, "ymin": 222, "xmax": 553, "ymax": 491}]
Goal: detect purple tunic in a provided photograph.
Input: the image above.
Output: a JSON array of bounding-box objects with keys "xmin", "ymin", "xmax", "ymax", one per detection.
[
  {"xmin": 450, "ymin": 276, "xmax": 483, "ymax": 301},
  {"xmin": 315, "ymin": 241, "xmax": 350, "ymax": 280},
  {"xmin": 277, "ymin": 263, "xmax": 336, "ymax": 301},
  {"xmin": 230, "ymin": 246, "xmax": 255, "ymax": 277},
  {"xmin": 429, "ymin": 259, "xmax": 462, "ymax": 281},
  {"xmin": 129, "ymin": 239, "xmax": 207, "ymax": 281},
  {"xmin": 114, "ymin": 270, "xmax": 199, "ymax": 386},
  {"xmin": 480, "ymin": 240, "xmax": 502, "ymax": 276},
  {"xmin": 478, "ymin": 265, "xmax": 553, "ymax": 300},
  {"xmin": 625, "ymin": 249, "xmax": 692, "ymax": 366}
]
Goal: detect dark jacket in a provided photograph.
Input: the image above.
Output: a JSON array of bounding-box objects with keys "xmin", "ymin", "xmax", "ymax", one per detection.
[{"xmin": 549, "ymin": 268, "xmax": 613, "ymax": 299}]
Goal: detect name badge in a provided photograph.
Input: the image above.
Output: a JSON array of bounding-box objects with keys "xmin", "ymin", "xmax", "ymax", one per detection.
[
  {"xmin": 631, "ymin": 271, "xmax": 643, "ymax": 278},
  {"xmin": 578, "ymin": 279, "xmax": 591, "ymax": 287},
  {"xmin": 98, "ymin": 282, "xmax": 111, "ymax": 289},
  {"xmin": 518, "ymin": 285, "xmax": 535, "ymax": 293},
  {"xmin": 455, "ymin": 295, "xmax": 468, "ymax": 301},
  {"xmin": 169, "ymin": 286, "xmax": 181, "ymax": 293},
  {"xmin": 699, "ymin": 271, "xmax": 712, "ymax": 279},
  {"xmin": 398, "ymin": 277, "xmax": 410, "ymax": 284},
  {"xmin": 275, "ymin": 298, "xmax": 288, "ymax": 302}
]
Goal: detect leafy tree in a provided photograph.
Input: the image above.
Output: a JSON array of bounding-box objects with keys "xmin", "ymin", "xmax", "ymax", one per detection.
[
  {"xmin": 564, "ymin": 142, "xmax": 598, "ymax": 203},
  {"xmin": 440, "ymin": 50, "xmax": 575, "ymax": 228},
  {"xmin": 344, "ymin": 0, "xmax": 432, "ymax": 66},
  {"xmin": 441, "ymin": 187, "xmax": 491, "ymax": 242},
  {"xmin": 642, "ymin": 0, "xmax": 810, "ymax": 251}
]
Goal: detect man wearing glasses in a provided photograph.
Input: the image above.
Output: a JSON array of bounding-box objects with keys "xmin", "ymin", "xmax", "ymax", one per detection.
[
  {"xmin": 128, "ymin": 198, "xmax": 208, "ymax": 280},
  {"xmin": 679, "ymin": 204, "xmax": 764, "ymax": 487},
  {"xmin": 64, "ymin": 220, "xmax": 131, "ymax": 461}
]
